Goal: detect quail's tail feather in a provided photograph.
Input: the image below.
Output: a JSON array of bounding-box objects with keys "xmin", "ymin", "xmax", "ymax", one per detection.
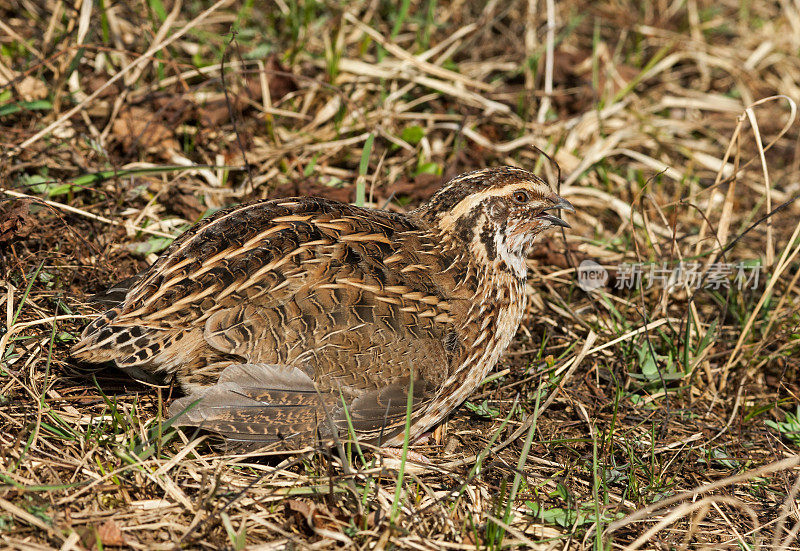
[
  {"xmin": 69, "ymin": 308, "xmax": 125, "ymax": 364},
  {"xmin": 69, "ymin": 272, "xmax": 146, "ymax": 364},
  {"xmin": 169, "ymin": 385, "xmax": 333, "ymax": 451},
  {"xmin": 70, "ymin": 316, "xmax": 166, "ymax": 369},
  {"xmin": 167, "ymin": 363, "xmax": 429, "ymax": 451},
  {"xmin": 168, "ymin": 363, "xmax": 341, "ymax": 451}
]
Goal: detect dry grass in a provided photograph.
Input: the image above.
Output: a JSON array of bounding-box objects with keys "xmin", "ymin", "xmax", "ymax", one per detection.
[{"xmin": 2, "ymin": 0, "xmax": 800, "ymax": 549}]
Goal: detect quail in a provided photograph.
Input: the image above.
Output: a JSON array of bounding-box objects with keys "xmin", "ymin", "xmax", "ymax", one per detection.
[{"xmin": 70, "ymin": 167, "xmax": 574, "ymax": 450}]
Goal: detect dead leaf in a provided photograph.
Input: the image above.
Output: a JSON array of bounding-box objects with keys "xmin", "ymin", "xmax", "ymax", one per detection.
[
  {"xmin": 378, "ymin": 448, "xmax": 433, "ymax": 474},
  {"xmin": 52, "ymin": 121, "xmax": 76, "ymax": 139},
  {"xmin": 197, "ymin": 105, "xmax": 225, "ymax": 127},
  {"xmin": 0, "ymin": 199, "xmax": 35, "ymax": 244},
  {"xmin": 85, "ymin": 74, "xmax": 122, "ymax": 99},
  {"xmin": 113, "ymin": 106, "xmax": 180, "ymax": 157},
  {"xmin": 17, "ymin": 76, "xmax": 48, "ymax": 102},
  {"xmin": 390, "ymin": 173, "xmax": 443, "ymax": 203},
  {"xmin": 166, "ymin": 184, "xmax": 206, "ymax": 221},
  {"xmin": 364, "ymin": 510, "xmax": 381, "ymax": 529},
  {"xmin": 285, "ymin": 498, "xmax": 315, "ymax": 529},
  {"xmin": 285, "ymin": 499, "xmax": 344, "ymax": 533},
  {"xmin": 77, "ymin": 519, "xmax": 127, "ymax": 549},
  {"xmin": 200, "ymin": 54, "xmax": 297, "ymax": 128},
  {"xmin": 263, "ymin": 54, "xmax": 298, "ymax": 100},
  {"xmin": 97, "ymin": 519, "xmax": 126, "ymax": 547}
]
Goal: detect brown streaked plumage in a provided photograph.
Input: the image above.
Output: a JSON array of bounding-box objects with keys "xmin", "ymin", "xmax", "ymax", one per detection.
[{"xmin": 70, "ymin": 166, "xmax": 574, "ymax": 450}]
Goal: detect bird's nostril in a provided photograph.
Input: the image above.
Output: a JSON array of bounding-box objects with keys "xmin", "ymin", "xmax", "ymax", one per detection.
[{"xmin": 544, "ymin": 195, "xmax": 575, "ymax": 213}]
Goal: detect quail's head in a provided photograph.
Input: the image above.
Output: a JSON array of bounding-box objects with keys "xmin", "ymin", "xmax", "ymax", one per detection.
[{"xmin": 414, "ymin": 166, "xmax": 574, "ymax": 272}]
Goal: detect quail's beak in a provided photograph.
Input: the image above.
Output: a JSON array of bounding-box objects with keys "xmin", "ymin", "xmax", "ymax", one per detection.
[{"xmin": 537, "ymin": 195, "xmax": 575, "ymax": 228}]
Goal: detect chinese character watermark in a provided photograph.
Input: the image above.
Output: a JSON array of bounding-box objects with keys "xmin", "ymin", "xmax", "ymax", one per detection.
[{"xmin": 576, "ymin": 260, "xmax": 761, "ymax": 292}]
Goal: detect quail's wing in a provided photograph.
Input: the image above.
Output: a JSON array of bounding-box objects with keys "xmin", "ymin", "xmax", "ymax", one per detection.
[
  {"xmin": 70, "ymin": 198, "xmax": 426, "ymax": 373},
  {"xmin": 168, "ymin": 361, "xmax": 437, "ymax": 450}
]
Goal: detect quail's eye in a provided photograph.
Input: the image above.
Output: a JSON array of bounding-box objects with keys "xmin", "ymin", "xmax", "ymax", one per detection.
[{"xmin": 512, "ymin": 190, "xmax": 530, "ymax": 204}]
